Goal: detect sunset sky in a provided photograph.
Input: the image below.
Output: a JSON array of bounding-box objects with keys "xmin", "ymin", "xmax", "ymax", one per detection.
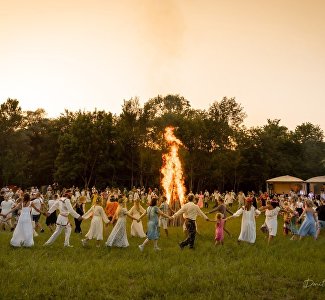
[{"xmin": 1, "ymin": 0, "xmax": 324, "ymax": 130}]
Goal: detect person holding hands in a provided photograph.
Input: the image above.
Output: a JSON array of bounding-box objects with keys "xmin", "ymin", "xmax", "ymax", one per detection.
[{"xmin": 172, "ymin": 194, "xmax": 210, "ymax": 250}]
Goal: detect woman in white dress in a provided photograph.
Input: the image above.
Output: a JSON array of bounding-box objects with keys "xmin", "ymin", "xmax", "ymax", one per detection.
[
  {"xmin": 226, "ymin": 197, "xmax": 261, "ymax": 244},
  {"xmin": 82, "ymin": 198, "xmax": 110, "ymax": 247},
  {"xmin": 5, "ymin": 193, "xmax": 34, "ymax": 247},
  {"xmin": 259, "ymin": 200, "xmax": 282, "ymax": 245},
  {"xmin": 128, "ymin": 198, "xmax": 146, "ymax": 238},
  {"xmin": 106, "ymin": 197, "xmax": 138, "ymax": 248}
]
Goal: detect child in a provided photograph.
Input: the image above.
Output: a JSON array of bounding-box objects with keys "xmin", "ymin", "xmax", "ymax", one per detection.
[
  {"xmin": 212, "ymin": 213, "xmax": 225, "ymax": 246},
  {"xmin": 159, "ymin": 196, "xmax": 173, "ymax": 237}
]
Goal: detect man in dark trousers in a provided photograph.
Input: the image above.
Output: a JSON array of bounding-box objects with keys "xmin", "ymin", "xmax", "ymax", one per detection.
[
  {"xmin": 172, "ymin": 195, "xmax": 210, "ymax": 249},
  {"xmin": 316, "ymin": 199, "xmax": 325, "ymax": 239}
]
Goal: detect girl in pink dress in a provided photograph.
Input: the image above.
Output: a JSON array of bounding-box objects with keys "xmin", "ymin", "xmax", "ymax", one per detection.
[
  {"xmin": 213, "ymin": 213, "xmax": 225, "ymax": 245},
  {"xmin": 197, "ymin": 191, "xmax": 204, "ymax": 208}
]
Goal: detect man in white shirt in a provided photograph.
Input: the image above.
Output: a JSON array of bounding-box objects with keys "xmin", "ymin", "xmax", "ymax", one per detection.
[
  {"xmin": 172, "ymin": 195, "xmax": 210, "ymax": 249},
  {"xmin": 0, "ymin": 194, "xmax": 15, "ymax": 230},
  {"xmin": 44, "ymin": 190, "xmax": 82, "ymax": 247},
  {"xmin": 30, "ymin": 192, "xmax": 45, "ymax": 233},
  {"xmin": 224, "ymin": 191, "xmax": 232, "ymax": 206}
]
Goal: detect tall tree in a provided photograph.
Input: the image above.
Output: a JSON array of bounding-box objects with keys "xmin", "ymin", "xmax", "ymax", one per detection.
[
  {"xmin": 55, "ymin": 110, "xmax": 115, "ymax": 189},
  {"xmin": 0, "ymin": 99, "xmax": 24, "ymax": 186}
]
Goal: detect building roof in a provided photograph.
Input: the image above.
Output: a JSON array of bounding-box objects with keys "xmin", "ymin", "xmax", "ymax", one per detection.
[
  {"xmin": 305, "ymin": 176, "xmax": 325, "ymax": 183},
  {"xmin": 266, "ymin": 175, "xmax": 304, "ymax": 183}
]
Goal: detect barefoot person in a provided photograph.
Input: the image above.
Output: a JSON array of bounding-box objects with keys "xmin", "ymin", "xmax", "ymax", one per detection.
[
  {"xmin": 44, "ymin": 190, "xmax": 82, "ymax": 247},
  {"xmin": 172, "ymin": 194, "xmax": 210, "ymax": 250}
]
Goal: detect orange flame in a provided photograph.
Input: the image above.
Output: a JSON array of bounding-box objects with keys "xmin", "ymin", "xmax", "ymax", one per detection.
[{"xmin": 160, "ymin": 127, "xmax": 186, "ymax": 205}]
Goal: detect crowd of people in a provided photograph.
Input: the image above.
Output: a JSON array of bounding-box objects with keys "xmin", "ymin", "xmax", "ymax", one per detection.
[{"xmin": 0, "ymin": 185, "xmax": 324, "ymax": 250}]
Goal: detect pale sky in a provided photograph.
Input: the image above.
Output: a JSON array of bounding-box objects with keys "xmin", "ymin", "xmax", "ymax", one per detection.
[{"xmin": 1, "ymin": 0, "xmax": 325, "ymax": 130}]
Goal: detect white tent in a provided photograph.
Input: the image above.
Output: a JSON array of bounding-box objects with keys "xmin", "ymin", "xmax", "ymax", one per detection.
[
  {"xmin": 305, "ymin": 176, "xmax": 325, "ymax": 194},
  {"xmin": 266, "ymin": 175, "xmax": 306, "ymax": 194},
  {"xmin": 305, "ymin": 176, "xmax": 325, "ymax": 183}
]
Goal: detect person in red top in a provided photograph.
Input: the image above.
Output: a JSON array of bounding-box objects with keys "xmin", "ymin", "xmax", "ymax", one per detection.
[{"xmin": 105, "ymin": 197, "xmax": 119, "ymax": 224}]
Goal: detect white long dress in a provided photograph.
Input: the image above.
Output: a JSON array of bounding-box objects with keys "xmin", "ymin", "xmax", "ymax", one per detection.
[
  {"xmin": 83, "ymin": 205, "xmax": 109, "ymax": 240},
  {"xmin": 232, "ymin": 206, "xmax": 261, "ymax": 243},
  {"xmin": 265, "ymin": 207, "xmax": 281, "ymax": 236},
  {"xmin": 10, "ymin": 206, "xmax": 34, "ymax": 247},
  {"xmin": 106, "ymin": 208, "xmax": 129, "ymax": 247},
  {"xmin": 128, "ymin": 205, "xmax": 146, "ymax": 238}
]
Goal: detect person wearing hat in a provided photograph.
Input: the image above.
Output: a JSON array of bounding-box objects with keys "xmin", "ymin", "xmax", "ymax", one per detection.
[
  {"xmin": 44, "ymin": 190, "xmax": 82, "ymax": 247},
  {"xmin": 226, "ymin": 197, "xmax": 261, "ymax": 244}
]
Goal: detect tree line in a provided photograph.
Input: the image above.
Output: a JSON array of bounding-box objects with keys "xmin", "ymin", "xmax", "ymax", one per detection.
[{"xmin": 0, "ymin": 96, "xmax": 324, "ymax": 192}]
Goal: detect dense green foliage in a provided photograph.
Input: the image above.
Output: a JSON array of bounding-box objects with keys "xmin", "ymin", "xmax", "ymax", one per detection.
[
  {"xmin": 0, "ymin": 205, "xmax": 324, "ymax": 300},
  {"xmin": 0, "ymin": 96, "xmax": 324, "ymax": 192}
]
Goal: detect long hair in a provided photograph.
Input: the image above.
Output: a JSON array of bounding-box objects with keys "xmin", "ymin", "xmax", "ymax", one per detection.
[
  {"xmin": 150, "ymin": 197, "xmax": 157, "ymax": 207},
  {"xmin": 23, "ymin": 193, "xmax": 30, "ymax": 203}
]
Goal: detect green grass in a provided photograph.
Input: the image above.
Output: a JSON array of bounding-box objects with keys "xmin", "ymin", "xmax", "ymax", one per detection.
[{"xmin": 0, "ymin": 204, "xmax": 324, "ymax": 300}]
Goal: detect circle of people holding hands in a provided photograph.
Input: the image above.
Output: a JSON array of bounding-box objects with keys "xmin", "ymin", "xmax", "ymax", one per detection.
[{"xmin": 0, "ymin": 185, "xmax": 324, "ymax": 250}]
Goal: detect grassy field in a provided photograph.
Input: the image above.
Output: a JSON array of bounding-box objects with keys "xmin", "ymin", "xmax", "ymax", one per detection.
[{"xmin": 0, "ymin": 204, "xmax": 324, "ymax": 300}]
